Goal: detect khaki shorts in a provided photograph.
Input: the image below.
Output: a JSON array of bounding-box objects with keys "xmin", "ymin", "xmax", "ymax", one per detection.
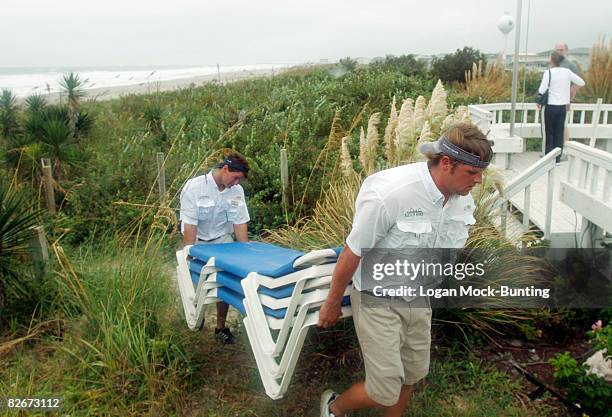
[{"xmin": 351, "ymin": 289, "xmax": 432, "ymax": 407}]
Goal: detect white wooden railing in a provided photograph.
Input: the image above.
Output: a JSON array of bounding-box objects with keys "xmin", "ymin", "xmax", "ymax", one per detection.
[
  {"xmin": 559, "ymin": 142, "xmax": 612, "ymax": 247},
  {"xmin": 491, "ymin": 148, "xmax": 562, "ymax": 239},
  {"xmin": 469, "ymin": 101, "xmax": 612, "ymax": 154},
  {"xmin": 470, "ymin": 100, "xmax": 611, "ymax": 243}
]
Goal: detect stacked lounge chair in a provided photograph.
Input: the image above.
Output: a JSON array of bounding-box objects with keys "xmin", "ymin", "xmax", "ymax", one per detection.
[{"xmin": 175, "ymin": 241, "xmax": 352, "ymax": 399}]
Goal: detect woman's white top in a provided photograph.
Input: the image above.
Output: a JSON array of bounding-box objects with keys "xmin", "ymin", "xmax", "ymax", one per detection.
[{"xmin": 538, "ymin": 67, "xmax": 585, "ymax": 105}]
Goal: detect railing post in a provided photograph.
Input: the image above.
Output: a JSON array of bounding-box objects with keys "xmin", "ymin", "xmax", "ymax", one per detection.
[
  {"xmin": 156, "ymin": 152, "xmax": 166, "ymax": 204},
  {"xmin": 545, "ymin": 166, "xmax": 555, "ymax": 239},
  {"xmin": 590, "ymin": 166, "xmax": 600, "ymax": 196},
  {"xmin": 589, "ymin": 98, "xmax": 603, "ymax": 148},
  {"xmin": 567, "ymin": 153, "xmax": 576, "ymax": 185},
  {"xmin": 41, "ymin": 158, "xmax": 56, "ymax": 215},
  {"xmin": 523, "ymin": 185, "xmax": 531, "ymax": 228},
  {"xmin": 578, "ymin": 160, "xmax": 589, "ymax": 189}
]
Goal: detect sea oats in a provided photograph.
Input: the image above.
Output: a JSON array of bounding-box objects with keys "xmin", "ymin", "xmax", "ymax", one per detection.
[
  {"xmin": 414, "ymin": 95, "xmax": 427, "ymax": 134},
  {"xmin": 384, "ymin": 96, "xmax": 398, "ymax": 165},
  {"xmin": 340, "ymin": 136, "xmax": 354, "ymax": 178},
  {"xmin": 395, "ymin": 98, "xmax": 415, "ymax": 164},
  {"xmin": 427, "ymin": 80, "xmax": 448, "ymax": 132},
  {"xmin": 358, "ymin": 126, "xmax": 367, "ymax": 172},
  {"xmin": 440, "ymin": 114, "xmax": 457, "ymax": 135},
  {"xmin": 419, "ymin": 120, "xmax": 434, "ymax": 143},
  {"xmin": 365, "ymin": 112, "xmax": 381, "ymax": 174}
]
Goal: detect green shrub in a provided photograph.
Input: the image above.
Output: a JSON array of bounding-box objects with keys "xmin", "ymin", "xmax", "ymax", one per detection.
[
  {"xmin": 550, "ymin": 352, "xmax": 612, "ymax": 416},
  {"xmin": 431, "ymin": 46, "xmax": 487, "ymax": 83},
  {"xmin": 338, "ymin": 56, "xmax": 357, "ymax": 72},
  {"xmin": 370, "ymin": 54, "xmax": 428, "ymax": 78},
  {"xmin": 549, "ymin": 321, "xmax": 612, "ymax": 416}
]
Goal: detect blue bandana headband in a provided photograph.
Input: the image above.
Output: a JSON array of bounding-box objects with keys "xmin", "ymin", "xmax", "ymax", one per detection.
[{"xmin": 418, "ymin": 137, "xmax": 490, "ymax": 168}]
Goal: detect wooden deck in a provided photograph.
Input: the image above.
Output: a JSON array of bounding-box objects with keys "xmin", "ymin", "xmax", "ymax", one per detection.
[{"xmin": 496, "ymin": 152, "xmax": 581, "ymax": 246}]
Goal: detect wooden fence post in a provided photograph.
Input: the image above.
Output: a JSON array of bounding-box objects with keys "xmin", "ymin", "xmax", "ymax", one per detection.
[
  {"xmin": 41, "ymin": 158, "xmax": 56, "ymax": 215},
  {"xmin": 157, "ymin": 152, "xmax": 166, "ymax": 204},
  {"xmin": 29, "ymin": 225, "xmax": 49, "ymax": 278}
]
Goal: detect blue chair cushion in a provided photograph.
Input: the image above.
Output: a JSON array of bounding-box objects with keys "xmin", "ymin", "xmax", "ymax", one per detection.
[
  {"xmin": 189, "ymin": 242, "xmax": 305, "ymax": 278},
  {"xmin": 217, "ymin": 287, "xmax": 351, "ymax": 320}
]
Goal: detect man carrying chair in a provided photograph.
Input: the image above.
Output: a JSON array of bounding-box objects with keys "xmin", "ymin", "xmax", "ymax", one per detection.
[{"xmin": 180, "ymin": 151, "xmax": 250, "ymax": 344}]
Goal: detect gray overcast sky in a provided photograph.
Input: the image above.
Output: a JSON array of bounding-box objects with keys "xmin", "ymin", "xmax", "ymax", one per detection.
[{"xmin": 2, "ymin": 0, "xmax": 611, "ymax": 67}]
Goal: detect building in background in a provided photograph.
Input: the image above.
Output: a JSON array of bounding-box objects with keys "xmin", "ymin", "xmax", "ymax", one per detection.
[{"xmin": 497, "ymin": 47, "xmax": 590, "ymax": 72}]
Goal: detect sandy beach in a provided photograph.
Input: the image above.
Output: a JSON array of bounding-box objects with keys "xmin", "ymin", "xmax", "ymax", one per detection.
[{"xmin": 41, "ymin": 67, "xmax": 286, "ymax": 103}]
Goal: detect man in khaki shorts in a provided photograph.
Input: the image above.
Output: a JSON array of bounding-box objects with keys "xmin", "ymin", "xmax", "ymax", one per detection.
[{"xmin": 318, "ymin": 123, "xmax": 492, "ymax": 417}]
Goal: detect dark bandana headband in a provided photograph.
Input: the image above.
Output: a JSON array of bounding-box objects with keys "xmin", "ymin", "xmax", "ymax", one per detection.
[
  {"xmin": 221, "ymin": 157, "xmax": 249, "ymax": 174},
  {"xmin": 419, "ymin": 137, "xmax": 490, "ymax": 168}
]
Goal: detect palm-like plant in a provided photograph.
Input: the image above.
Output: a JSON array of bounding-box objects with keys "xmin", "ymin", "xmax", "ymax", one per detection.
[
  {"xmin": 23, "ymin": 95, "xmax": 50, "ymax": 144},
  {"xmin": 4, "ymin": 134, "xmax": 44, "ymax": 180},
  {"xmin": 40, "ymin": 118, "xmax": 76, "ymax": 178},
  {"xmin": 59, "ymin": 72, "xmax": 87, "ymax": 133},
  {"xmin": 24, "ymin": 93, "xmax": 47, "ymax": 114},
  {"xmin": 0, "ymin": 89, "xmax": 20, "ymax": 140},
  {"xmin": 0, "ymin": 184, "xmax": 41, "ymax": 306}
]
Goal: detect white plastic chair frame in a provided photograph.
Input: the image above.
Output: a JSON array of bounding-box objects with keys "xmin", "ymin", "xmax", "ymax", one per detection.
[
  {"xmin": 243, "ymin": 287, "xmax": 352, "ymax": 374},
  {"xmin": 242, "ymin": 270, "xmax": 349, "ymax": 355},
  {"xmin": 243, "ymin": 306, "xmax": 352, "ymax": 400},
  {"xmin": 175, "ymin": 248, "xmax": 221, "ymax": 330}
]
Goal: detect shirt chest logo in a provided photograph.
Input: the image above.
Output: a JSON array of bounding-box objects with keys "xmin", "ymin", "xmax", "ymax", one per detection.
[{"xmin": 404, "ymin": 208, "xmax": 424, "ymax": 218}]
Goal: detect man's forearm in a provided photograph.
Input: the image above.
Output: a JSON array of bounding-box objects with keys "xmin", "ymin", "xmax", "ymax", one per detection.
[
  {"xmin": 233, "ymin": 223, "xmax": 249, "ymax": 242},
  {"xmin": 182, "ymin": 224, "xmax": 197, "ymax": 245},
  {"xmin": 327, "ymin": 245, "xmax": 360, "ymax": 304}
]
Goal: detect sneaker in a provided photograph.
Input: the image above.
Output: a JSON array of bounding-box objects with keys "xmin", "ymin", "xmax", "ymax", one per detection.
[
  {"xmin": 320, "ymin": 389, "xmax": 339, "ymax": 417},
  {"xmin": 555, "ymin": 162, "xmax": 561, "ymax": 166},
  {"xmin": 214, "ymin": 327, "xmax": 237, "ymax": 344}
]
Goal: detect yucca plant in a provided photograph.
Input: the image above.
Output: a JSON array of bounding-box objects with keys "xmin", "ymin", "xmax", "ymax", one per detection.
[
  {"xmin": 24, "ymin": 93, "xmax": 47, "ymax": 114},
  {"xmin": 3, "ymin": 134, "xmax": 44, "ymax": 183},
  {"xmin": 142, "ymin": 102, "xmax": 168, "ymax": 147},
  {"xmin": 59, "ymin": 72, "xmax": 87, "ymax": 133},
  {"xmin": 0, "ymin": 184, "xmax": 41, "ymax": 309},
  {"xmin": 0, "ymin": 89, "xmax": 20, "ymax": 140},
  {"xmin": 40, "ymin": 118, "xmax": 77, "ymax": 178}
]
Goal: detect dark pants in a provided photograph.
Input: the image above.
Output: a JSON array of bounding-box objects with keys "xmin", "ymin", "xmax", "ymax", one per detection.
[{"xmin": 544, "ymin": 104, "xmax": 566, "ymax": 163}]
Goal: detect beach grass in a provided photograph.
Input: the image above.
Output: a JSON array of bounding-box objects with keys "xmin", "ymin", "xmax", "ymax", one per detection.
[
  {"xmin": 1, "ymin": 55, "xmax": 601, "ymax": 416},
  {"xmin": 0, "ymin": 235, "xmax": 559, "ymax": 416}
]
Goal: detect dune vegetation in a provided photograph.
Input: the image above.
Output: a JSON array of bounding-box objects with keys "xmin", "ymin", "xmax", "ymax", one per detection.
[{"xmin": 1, "ymin": 46, "xmax": 610, "ymax": 416}]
